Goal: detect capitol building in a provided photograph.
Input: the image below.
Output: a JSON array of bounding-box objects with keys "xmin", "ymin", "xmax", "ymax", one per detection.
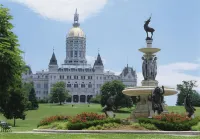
[{"xmin": 23, "ymin": 10, "xmax": 137, "ymax": 103}]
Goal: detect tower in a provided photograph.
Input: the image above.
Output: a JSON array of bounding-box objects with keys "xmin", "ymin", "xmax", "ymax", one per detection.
[
  {"xmin": 65, "ymin": 9, "xmax": 87, "ymax": 65},
  {"xmin": 48, "ymin": 50, "xmax": 58, "ymax": 72}
]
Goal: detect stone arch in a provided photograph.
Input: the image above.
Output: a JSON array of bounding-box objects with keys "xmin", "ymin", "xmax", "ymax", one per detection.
[
  {"xmin": 87, "ymin": 95, "xmax": 93, "ymax": 103},
  {"xmin": 80, "ymin": 95, "xmax": 86, "ymax": 103},
  {"xmin": 73, "ymin": 95, "xmax": 79, "ymax": 103}
]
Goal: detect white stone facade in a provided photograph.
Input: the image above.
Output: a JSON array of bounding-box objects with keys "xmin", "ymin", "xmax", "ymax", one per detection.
[{"xmin": 22, "ymin": 10, "xmax": 137, "ymax": 103}]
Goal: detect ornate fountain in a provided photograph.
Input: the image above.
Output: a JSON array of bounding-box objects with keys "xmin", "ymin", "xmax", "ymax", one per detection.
[{"xmin": 122, "ymin": 16, "xmax": 177, "ymax": 119}]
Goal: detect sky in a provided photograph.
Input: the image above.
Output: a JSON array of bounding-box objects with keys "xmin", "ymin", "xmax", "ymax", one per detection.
[{"xmin": 0, "ymin": 0, "xmax": 200, "ymax": 106}]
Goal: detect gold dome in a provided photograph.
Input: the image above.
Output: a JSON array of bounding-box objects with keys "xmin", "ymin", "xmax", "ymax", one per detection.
[{"xmin": 67, "ymin": 26, "xmax": 85, "ymax": 38}]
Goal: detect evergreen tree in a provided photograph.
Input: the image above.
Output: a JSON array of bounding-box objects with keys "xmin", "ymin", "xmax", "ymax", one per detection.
[
  {"xmin": 28, "ymin": 87, "xmax": 39, "ymax": 110},
  {"xmin": 0, "ymin": 5, "xmax": 25, "ymax": 108},
  {"xmin": 1, "ymin": 88, "xmax": 27, "ymax": 127}
]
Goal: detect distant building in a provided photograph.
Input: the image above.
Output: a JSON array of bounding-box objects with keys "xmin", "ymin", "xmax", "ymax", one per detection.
[{"xmin": 22, "ymin": 9, "xmax": 137, "ymax": 103}]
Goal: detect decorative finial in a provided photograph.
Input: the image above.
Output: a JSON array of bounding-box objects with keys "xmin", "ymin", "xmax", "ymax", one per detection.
[
  {"xmin": 127, "ymin": 57, "xmax": 128, "ymax": 68},
  {"xmin": 73, "ymin": 8, "xmax": 80, "ymax": 27},
  {"xmin": 98, "ymin": 48, "xmax": 100, "ymax": 54},
  {"xmin": 53, "ymin": 46, "xmax": 54, "ymax": 52}
]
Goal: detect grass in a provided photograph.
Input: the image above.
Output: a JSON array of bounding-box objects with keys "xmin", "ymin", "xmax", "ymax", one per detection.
[
  {"xmin": 0, "ymin": 133, "xmax": 199, "ymax": 139},
  {"xmin": 0, "ymin": 104, "xmax": 200, "ymax": 132}
]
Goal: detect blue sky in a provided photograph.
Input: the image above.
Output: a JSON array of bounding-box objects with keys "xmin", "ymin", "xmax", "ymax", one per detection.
[{"xmin": 1, "ymin": 0, "xmax": 200, "ymax": 105}]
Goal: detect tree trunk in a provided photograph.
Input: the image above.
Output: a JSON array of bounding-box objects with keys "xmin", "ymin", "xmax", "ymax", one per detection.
[
  {"xmin": 60, "ymin": 101, "xmax": 62, "ymax": 105},
  {"xmin": 14, "ymin": 117, "xmax": 16, "ymax": 127}
]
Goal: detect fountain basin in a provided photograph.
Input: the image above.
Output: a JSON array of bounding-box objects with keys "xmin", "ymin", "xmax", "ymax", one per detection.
[{"xmin": 123, "ymin": 86, "xmax": 177, "ymax": 96}]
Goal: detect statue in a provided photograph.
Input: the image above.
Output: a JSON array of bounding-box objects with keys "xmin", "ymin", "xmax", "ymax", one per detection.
[
  {"xmin": 144, "ymin": 16, "xmax": 155, "ymax": 40},
  {"xmin": 152, "ymin": 86, "xmax": 165, "ymax": 115},
  {"xmin": 151, "ymin": 57, "xmax": 157, "ymax": 80},
  {"xmin": 142, "ymin": 57, "xmax": 148, "ymax": 80},
  {"xmin": 102, "ymin": 96, "xmax": 115, "ymax": 118},
  {"xmin": 184, "ymin": 93, "xmax": 196, "ymax": 118},
  {"xmin": 147, "ymin": 57, "xmax": 153, "ymax": 80}
]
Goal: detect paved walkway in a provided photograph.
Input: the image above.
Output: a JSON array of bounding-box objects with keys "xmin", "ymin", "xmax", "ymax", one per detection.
[{"xmin": 28, "ymin": 129, "xmax": 200, "ymax": 135}]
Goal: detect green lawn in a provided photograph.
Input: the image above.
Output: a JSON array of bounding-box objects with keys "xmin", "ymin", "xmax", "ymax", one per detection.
[
  {"xmin": 0, "ymin": 133, "xmax": 199, "ymax": 139},
  {"xmin": 0, "ymin": 104, "xmax": 200, "ymax": 132}
]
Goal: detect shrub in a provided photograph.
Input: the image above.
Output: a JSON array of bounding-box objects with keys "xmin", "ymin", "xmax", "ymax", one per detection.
[
  {"xmin": 138, "ymin": 117, "xmax": 199, "ymax": 131},
  {"xmin": 69, "ymin": 112, "xmax": 106, "ymax": 124},
  {"xmin": 38, "ymin": 115, "xmax": 70, "ymax": 127},
  {"xmin": 67, "ymin": 118, "xmax": 121, "ymax": 130},
  {"xmin": 87, "ymin": 123, "xmax": 120, "ymax": 130},
  {"xmin": 153, "ymin": 112, "xmax": 191, "ymax": 123},
  {"xmin": 140, "ymin": 123, "xmax": 157, "ymax": 130}
]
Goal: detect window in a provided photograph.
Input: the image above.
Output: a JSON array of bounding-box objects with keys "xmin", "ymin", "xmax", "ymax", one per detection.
[
  {"xmin": 71, "ymin": 51, "xmax": 73, "ymax": 57},
  {"xmin": 88, "ymin": 76, "xmax": 92, "ymax": 80},
  {"xmin": 74, "ymin": 84, "xmax": 78, "ymax": 88},
  {"xmin": 96, "ymin": 76, "xmax": 98, "ymax": 80},
  {"xmin": 44, "ymin": 84, "xmax": 48, "ymax": 89},
  {"xmin": 74, "ymin": 76, "xmax": 78, "ymax": 79},
  {"xmin": 88, "ymin": 84, "xmax": 92, "ymax": 88},
  {"xmin": 37, "ymin": 84, "xmax": 41, "ymax": 88},
  {"xmin": 54, "ymin": 76, "xmax": 56, "ymax": 79},
  {"xmin": 67, "ymin": 76, "xmax": 71, "ymax": 79},
  {"xmin": 81, "ymin": 84, "xmax": 85, "ymax": 88},
  {"xmin": 79, "ymin": 51, "xmax": 81, "ymax": 57},
  {"xmin": 67, "ymin": 84, "xmax": 71, "ymax": 88},
  {"xmin": 81, "ymin": 76, "xmax": 85, "ymax": 80},
  {"xmin": 75, "ymin": 51, "xmax": 78, "ymax": 57}
]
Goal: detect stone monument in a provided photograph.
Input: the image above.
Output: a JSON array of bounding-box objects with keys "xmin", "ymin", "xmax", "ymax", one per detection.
[{"xmin": 122, "ymin": 16, "xmax": 177, "ymax": 119}]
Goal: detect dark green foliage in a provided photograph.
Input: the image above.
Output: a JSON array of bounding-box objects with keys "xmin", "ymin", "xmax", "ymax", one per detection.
[
  {"xmin": 0, "ymin": 5, "xmax": 25, "ymax": 107},
  {"xmin": 0, "ymin": 88, "xmax": 27, "ymax": 127},
  {"xmin": 67, "ymin": 118, "xmax": 121, "ymax": 130},
  {"xmin": 90, "ymin": 95, "xmax": 101, "ymax": 104},
  {"xmin": 138, "ymin": 117, "xmax": 199, "ymax": 131},
  {"xmin": 49, "ymin": 81, "xmax": 70, "ymax": 105},
  {"xmin": 176, "ymin": 80, "xmax": 199, "ymax": 106},
  {"xmin": 100, "ymin": 80, "xmax": 133, "ymax": 110},
  {"xmin": 28, "ymin": 87, "xmax": 39, "ymax": 110},
  {"xmin": 22, "ymin": 82, "xmax": 33, "ymax": 98}
]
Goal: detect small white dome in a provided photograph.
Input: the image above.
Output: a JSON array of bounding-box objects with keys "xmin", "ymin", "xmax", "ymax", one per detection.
[{"xmin": 67, "ymin": 27, "xmax": 85, "ymax": 38}]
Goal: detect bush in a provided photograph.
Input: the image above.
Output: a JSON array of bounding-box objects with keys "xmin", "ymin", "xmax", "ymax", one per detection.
[
  {"xmin": 138, "ymin": 117, "xmax": 199, "ymax": 131},
  {"xmin": 153, "ymin": 112, "xmax": 191, "ymax": 123},
  {"xmin": 38, "ymin": 115, "xmax": 70, "ymax": 127},
  {"xmin": 87, "ymin": 123, "xmax": 120, "ymax": 130},
  {"xmin": 69, "ymin": 112, "xmax": 106, "ymax": 123},
  {"xmin": 140, "ymin": 123, "xmax": 158, "ymax": 130},
  {"xmin": 67, "ymin": 118, "xmax": 121, "ymax": 130}
]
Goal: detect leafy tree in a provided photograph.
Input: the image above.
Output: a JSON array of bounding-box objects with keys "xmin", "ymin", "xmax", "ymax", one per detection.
[
  {"xmin": 176, "ymin": 80, "xmax": 198, "ymax": 106},
  {"xmin": 22, "ymin": 82, "xmax": 33, "ymax": 98},
  {"xmin": 90, "ymin": 95, "xmax": 101, "ymax": 104},
  {"xmin": 190, "ymin": 90, "xmax": 200, "ymax": 107},
  {"xmin": 0, "ymin": 5, "xmax": 25, "ymax": 107},
  {"xmin": 100, "ymin": 80, "xmax": 133, "ymax": 111},
  {"xmin": 1, "ymin": 88, "xmax": 27, "ymax": 127},
  {"xmin": 49, "ymin": 81, "xmax": 70, "ymax": 105},
  {"xmin": 28, "ymin": 87, "xmax": 39, "ymax": 110}
]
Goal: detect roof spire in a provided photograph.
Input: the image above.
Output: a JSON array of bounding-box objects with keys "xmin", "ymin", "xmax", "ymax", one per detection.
[
  {"xmin": 98, "ymin": 48, "xmax": 100, "ymax": 54},
  {"xmin": 73, "ymin": 8, "xmax": 80, "ymax": 27}
]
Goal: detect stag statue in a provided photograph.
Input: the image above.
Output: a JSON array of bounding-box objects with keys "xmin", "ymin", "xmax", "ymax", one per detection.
[{"xmin": 144, "ymin": 16, "xmax": 155, "ymax": 40}]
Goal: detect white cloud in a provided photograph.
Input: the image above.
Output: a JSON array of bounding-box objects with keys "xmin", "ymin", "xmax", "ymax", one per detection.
[{"xmin": 10, "ymin": 0, "xmax": 108, "ymax": 22}]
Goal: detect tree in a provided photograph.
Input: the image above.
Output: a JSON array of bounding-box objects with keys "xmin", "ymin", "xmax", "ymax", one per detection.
[
  {"xmin": 49, "ymin": 81, "xmax": 70, "ymax": 105},
  {"xmin": 1, "ymin": 88, "xmax": 27, "ymax": 127},
  {"xmin": 0, "ymin": 5, "xmax": 25, "ymax": 108},
  {"xmin": 176, "ymin": 80, "xmax": 198, "ymax": 106},
  {"xmin": 90, "ymin": 95, "xmax": 101, "ymax": 104},
  {"xmin": 22, "ymin": 82, "xmax": 33, "ymax": 98},
  {"xmin": 100, "ymin": 80, "xmax": 133, "ymax": 111},
  {"xmin": 28, "ymin": 87, "xmax": 39, "ymax": 110}
]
